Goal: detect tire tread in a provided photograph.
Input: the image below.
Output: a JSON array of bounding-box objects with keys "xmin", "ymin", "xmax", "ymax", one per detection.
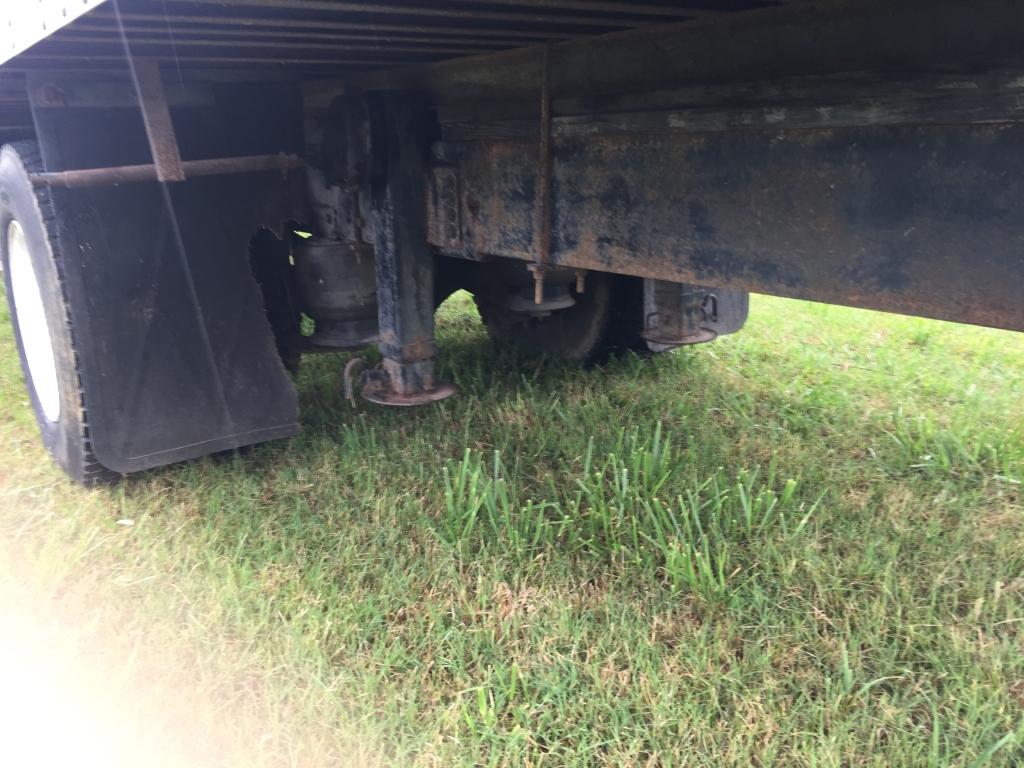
[{"xmin": 4, "ymin": 141, "xmax": 118, "ymax": 485}]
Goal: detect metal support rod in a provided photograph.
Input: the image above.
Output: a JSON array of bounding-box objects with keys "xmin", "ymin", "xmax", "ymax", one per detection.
[
  {"xmin": 531, "ymin": 44, "xmax": 554, "ymax": 305},
  {"xmin": 133, "ymin": 59, "xmax": 185, "ymax": 183},
  {"xmin": 30, "ymin": 153, "xmax": 304, "ymax": 188}
]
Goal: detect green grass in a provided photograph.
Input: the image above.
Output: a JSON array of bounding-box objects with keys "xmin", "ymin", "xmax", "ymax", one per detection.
[{"xmin": 1, "ymin": 291, "xmax": 1023, "ymax": 766}]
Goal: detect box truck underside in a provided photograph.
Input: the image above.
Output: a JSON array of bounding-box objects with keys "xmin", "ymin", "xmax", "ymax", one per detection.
[{"xmin": 0, "ymin": 0, "xmax": 1021, "ymax": 482}]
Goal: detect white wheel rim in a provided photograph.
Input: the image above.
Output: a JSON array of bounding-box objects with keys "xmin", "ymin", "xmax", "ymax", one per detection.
[{"xmin": 7, "ymin": 220, "xmax": 61, "ymax": 422}]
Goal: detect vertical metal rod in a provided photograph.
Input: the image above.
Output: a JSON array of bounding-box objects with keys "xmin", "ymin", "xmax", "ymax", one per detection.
[
  {"xmin": 575, "ymin": 268, "xmax": 587, "ymax": 294},
  {"xmin": 532, "ymin": 43, "xmax": 553, "ymax": 304}
]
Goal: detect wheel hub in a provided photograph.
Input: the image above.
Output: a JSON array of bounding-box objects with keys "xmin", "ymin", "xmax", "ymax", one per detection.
[{"xmin": 7, "ymin": 219, "xmax": 60, "ymax": 422}]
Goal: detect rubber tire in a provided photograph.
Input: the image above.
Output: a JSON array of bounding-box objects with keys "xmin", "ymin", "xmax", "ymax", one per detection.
[
  {"xmin": 0, "ymin": 142, "xmax": 116, "ymax": 485},
  {"xmin": 475, "ymin": 271, "xmax": 644, "ymax": 364}
]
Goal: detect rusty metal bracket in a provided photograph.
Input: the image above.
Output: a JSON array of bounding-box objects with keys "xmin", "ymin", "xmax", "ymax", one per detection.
[
  {"xmin": 27, "ymin": 59, "xmax": 305, "ymax": 190},
  {"xmin": 133, "ymin": 59, "xmax": 186, "ymax": 183},
  {"xmin": 28, "ymin": 59, "xmax": 305, "ymax": 190}
]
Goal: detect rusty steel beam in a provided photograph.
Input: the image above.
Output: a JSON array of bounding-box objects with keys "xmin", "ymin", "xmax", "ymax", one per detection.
[
  {"xmin": 351, "ymin": 0, "xmax": 1024, "ymax": 106},
  {"xmin": 361, "ymin": 91, "xmax": 455, "ymax": 403},
  {"xmin": 88, "ymin": 11, "xmax": 578, "ymax": 42},
  {"xmin": 15, "ymin": 53, "xmax": 410, "ymax": 68},
  {"xmin": 440, "ymin": 0, "xmax": 724, "ymax": 18},
  {"xmin": 30, "ymin": 152, "xmax": 304, "ymax": 188},
  {"xmin": 440, "ymin": 73, "xmax": 1024, "ymax": 143},
  {"xmin": 428, "ymin": 119, "xmax": 1024, "ymax": 332},
  {"xmin": 71, "ymin": 23, "xmax": 526, "ymax": 50},
  {"xmin": 165, "ymin": 0, "xmax": 671, "ymax": 28},
  {"xmin": 51, "ymin": 34, "xmax": 493, "ymax": 57}
]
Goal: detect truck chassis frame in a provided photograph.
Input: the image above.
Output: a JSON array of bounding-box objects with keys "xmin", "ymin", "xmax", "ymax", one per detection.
[{"xmin": 1, "ymin": 0, "xmax": 1021, "ymax": 480}]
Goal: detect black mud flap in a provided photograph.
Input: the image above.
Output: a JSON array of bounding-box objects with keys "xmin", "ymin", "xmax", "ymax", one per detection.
[{"xmin": 29, "ymin": 76, "xmax": 304, "ymax": 474}]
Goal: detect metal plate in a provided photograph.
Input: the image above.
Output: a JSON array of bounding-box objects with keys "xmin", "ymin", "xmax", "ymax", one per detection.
[
  {"xmin": 361, "ymin": 379, "xmax": 457, "ymax": 407},
  {"xmin": 30, "ymin": 74, "xmax": 307, "ymax": 473},
  {"xmin": 2, "ymin": 1, "xmax": 108, "ymax": 66},
  {"xmin": 641, "ymin": 328, "xmax": 717, "ymax": 347},
  {"xmin": 442, "ymin": 121, "xmax": 1024, "ymax": 333},
  {"xmin": 0, "ymin": 0, "xmax": 783, "ymax": 146},
  {"xmin": 1, "ymin": 0, "xmax": 779, "ymax": 76}
]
